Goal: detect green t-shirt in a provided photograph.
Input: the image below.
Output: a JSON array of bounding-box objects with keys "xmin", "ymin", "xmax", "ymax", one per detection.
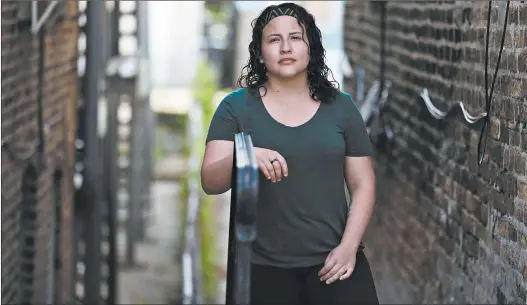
[{"xmin": 205, "ymin": 88, "xmax": 372, "ymax": 268}]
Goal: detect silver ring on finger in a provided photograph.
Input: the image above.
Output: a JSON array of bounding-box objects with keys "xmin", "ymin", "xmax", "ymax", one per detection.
[{"xmin": 270, "ymin": 158, "xmax": 278, "ymax": 164}]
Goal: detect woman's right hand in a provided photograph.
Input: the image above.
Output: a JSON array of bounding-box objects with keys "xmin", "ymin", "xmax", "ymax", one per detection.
[{"xmin": 254, "ymin": 147, "xmax": 288, "ymax": 183}]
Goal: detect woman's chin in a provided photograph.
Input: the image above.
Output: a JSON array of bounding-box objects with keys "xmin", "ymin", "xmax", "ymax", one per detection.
[{"xmin": 273, "ymin": 68, "xmax": 307, "ymax": 80}]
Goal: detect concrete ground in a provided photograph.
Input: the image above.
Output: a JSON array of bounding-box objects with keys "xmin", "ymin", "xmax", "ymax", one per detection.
[
  {"xmin": 117, "ymin": 181, "xmax": 182, "ymax": 304},
  {"xmin": 113, "ymin": 151, "xmax": 233, "ymax": 304}
]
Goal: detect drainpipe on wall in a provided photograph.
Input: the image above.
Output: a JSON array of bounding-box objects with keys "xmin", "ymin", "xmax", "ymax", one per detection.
[
  {"xmin": 37, "ymin": 25, "xmax": 46, "ymax": 169},
  {"xmin": 36, "ymin": 22, "xmax": 55, "ymax": 305}
]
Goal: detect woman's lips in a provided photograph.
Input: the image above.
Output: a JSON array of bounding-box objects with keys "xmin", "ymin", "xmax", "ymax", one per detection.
[{"xmin": 279, "ymin": 58, "xmax": 296, "ymax": 64}]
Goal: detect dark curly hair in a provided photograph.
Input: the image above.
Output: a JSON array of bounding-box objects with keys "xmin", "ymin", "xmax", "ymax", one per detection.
[{"xmin": 237, "ymin": 2, "xmax": 339, "ymax": 103}]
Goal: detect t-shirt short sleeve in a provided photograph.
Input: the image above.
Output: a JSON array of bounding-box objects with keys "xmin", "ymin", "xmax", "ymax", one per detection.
[
  {"xmin": 342, "ymin": 93, "xmax": 373, "ymax": 157},
  {"xmin": 205, "ymin": 94, "xmax": 239, "ymax": 143}
]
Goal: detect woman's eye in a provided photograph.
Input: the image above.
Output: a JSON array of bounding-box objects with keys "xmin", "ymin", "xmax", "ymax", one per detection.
[
  {"xmin": 269, "ymin": 38, "xmax": 279, "ymax": 42},
  {"xmin": 291, "ymin": 36, "xmax": 301, "ymax": 40}
]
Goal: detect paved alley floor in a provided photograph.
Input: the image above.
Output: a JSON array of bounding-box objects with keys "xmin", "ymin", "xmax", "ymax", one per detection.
[{"xmin": 117, "ymin": 181, "xmax": 182, "ymax": 304}]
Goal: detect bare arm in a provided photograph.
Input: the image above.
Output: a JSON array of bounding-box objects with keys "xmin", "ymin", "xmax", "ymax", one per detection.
[
  {"xmin": 340, "ymin": 156, "xmax": 376, "ymax": 251},
  {"xmin": 201, "ymin": 138, "xmax": 290, "ymax": 194},
  {"xmin": 201, "ymin": 140, "xmax": 234, "ymax": 195}
]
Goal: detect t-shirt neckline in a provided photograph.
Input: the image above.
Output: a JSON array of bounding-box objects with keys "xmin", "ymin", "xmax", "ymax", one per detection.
[{"xmin": 254, "ymin": 93, "xmax": 322, "ymax": 129}]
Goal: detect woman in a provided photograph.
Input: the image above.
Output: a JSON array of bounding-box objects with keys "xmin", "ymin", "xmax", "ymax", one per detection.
[{"xmin": 201, "ymin": 2, "xmax": 378, "ymax": 304}]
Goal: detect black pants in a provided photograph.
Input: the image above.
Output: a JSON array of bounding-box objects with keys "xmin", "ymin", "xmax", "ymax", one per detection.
[{"xmin": 250, "ymin": 250, "xmax": 379, "ymax": 305}]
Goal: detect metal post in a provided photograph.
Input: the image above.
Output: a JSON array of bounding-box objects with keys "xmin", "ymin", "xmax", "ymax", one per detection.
[
  {"xmin": 126, "ymin": 93, "xmax": 140, "ymax": 266},
  {"xmin": 110, "ymin": 1, "xmax": 119, "ymax": 56},
  {"xmin": 72, "ymin": 182, "xmax": 85, "ymax": 303},
  {"xmin": 145, "ymin": 107, "xmax": 155, "ymax": 217},
  {"xmin": 137, "ymin": 102, "xmax": 152, "ymax": 241},
  {"xmin": 235, "ymin": 244, "xmax": 252, "ymax": 305},
  {"xmin": 225, "ymin": 148, "xmax": 237, "ymax": 305},
  {"xmin": 105, "ymin": 94, "xmax": 119, "ymax": 304},
  {"xmin": 103, "ymin": 3, "xmax": 120, "ymax": 299},
  {"xmin": 136, "ymin": 102, "xmax": 146, "ymax": 241},
  {"xmin": 83, "ymin": 0, "xmax": 103, "ymax": 302}
]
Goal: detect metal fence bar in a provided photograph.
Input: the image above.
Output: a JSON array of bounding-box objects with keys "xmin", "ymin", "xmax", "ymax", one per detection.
[
  {"xmin": 226, "ymin": 133, "xmax": 259, "ymax": 305},
  {"xmin": 134, "ymin": 101, "xmax": 145, "ymax": 241},
  {"xmin": 225, "ymin": 149, "xmax": 237, "ymax": 305},
  {"xmin": 126, "ymin": 93, "xmax": 140, "ymax": 266},
  {"xmin": 82, "ymin": 0, "xmax": 104, "ymax": 302},
  {"xmin": 104, "ymin": 94, "xmax": 119, "ymax": 304},
  {"xmin": 134, "ymin": 101, "xmax": 149, "ymax": 241}
]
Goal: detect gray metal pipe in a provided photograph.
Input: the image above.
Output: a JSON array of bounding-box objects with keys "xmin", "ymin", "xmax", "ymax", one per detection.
[
  {"xmin": 37, "ymin": 25, "xmax": 46, "ymax": 168},
  {"xmin": 31, "ymin": 0, "xmax": 59, "ymax": 34},
  {"xmin": 83, "ymin": 0, "xmax": 104, "ymax": 302},
  {"xmin": 105, "ymin": 91, "xmax": 120, "ymax": 304}
]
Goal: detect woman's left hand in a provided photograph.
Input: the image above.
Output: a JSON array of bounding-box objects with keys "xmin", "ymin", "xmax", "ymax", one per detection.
[{"xmin": 318, "ymin": 243, "xmax": 357, "ymax": 284}]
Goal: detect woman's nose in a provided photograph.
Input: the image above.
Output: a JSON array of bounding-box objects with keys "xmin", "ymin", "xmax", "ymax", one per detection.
[{"xmin": 280, "ymin": 41, "xmax": 292, "ymax": 54}]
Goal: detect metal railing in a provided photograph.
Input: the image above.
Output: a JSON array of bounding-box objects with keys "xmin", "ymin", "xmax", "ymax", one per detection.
[{"xmin": 225, "ymin": 133, "xmax": 259, "ymax": 305}]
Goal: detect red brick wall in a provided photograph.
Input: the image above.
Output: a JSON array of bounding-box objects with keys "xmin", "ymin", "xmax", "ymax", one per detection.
[
  {"xmin": 1, "ymin": 1, "xmax": 79, "ymax": 303},
  {"xmin": 344, "ymin": 1, "xmax": 526, "ymax": 303}
]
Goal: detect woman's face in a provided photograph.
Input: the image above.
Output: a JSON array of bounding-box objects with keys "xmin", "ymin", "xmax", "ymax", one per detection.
[{"xmin": 260, "ymin": 15, "xmax": 310, "ymax": 80}]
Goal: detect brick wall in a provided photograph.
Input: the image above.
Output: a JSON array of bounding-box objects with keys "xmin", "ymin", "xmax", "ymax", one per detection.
[
  {"xmin": 343, "ymin": 1, "xmax": 526, "ymax": 304},
  {"xmin": 1, "ymin": 1, "xmax": 79, "ymax": 304}
]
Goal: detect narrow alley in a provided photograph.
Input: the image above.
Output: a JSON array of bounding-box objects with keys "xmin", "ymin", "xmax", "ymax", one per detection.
[{"xmin": 1, "ymin": 1, "xmax": 526, "ymax": 305}]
